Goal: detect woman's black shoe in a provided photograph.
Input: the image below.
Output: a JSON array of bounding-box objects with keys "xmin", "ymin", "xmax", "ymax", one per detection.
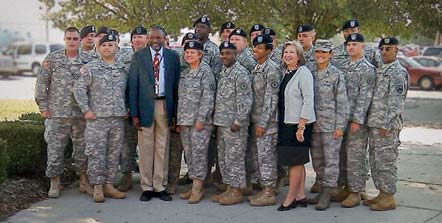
[
  {"xmin": 277, "ymin": 199, "xmax": 297, "ymax": 211},
  {"xmin": 296, "ymin": 198, "xmax": 307, "ymax": 207}
]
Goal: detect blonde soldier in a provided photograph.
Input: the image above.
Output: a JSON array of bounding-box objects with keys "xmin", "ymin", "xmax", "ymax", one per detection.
[
  {"xmin": 297, "ymin": 24, "xmax": 317, "ymax": 73},
  {"xmin": 229, "ymin": 28, "xmax": 257, "ymax": 73},
  {"xmin": 177, "ymin": 41, "xmax": 216, "ymax": 204},
  {"xmin": 35, "ymin": 27, "xmax": 94, "ymax": 198},
  {"xmin": 74, "ymin": 33, "xmax": 127, "ymax": 203}
]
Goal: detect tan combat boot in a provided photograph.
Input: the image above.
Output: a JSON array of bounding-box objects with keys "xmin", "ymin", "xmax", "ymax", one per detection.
[
  {"xmin": 48, "ymin": 177, "xmax": 60, "ymax": 198},
  {"xmin": 117, "ymin": 172, "xmax": 133, "ymax": 192},
  {"xmin": 247, "ymin": 189, "xmax": 265, "ymax": 202},
  {"xmin": 310, "ymin": 180, "xmax": 321, "ymax": 193},
  {"xmin": 188, "ymin": 179, "xmax": 205, "ymax": 204},
  {"xmin": 331, "ymin": 185, "xmax": 350, "ymax": 202},
  {"xmin": 219, "ymin": 187, "xmax": 244, "ymax": 205},
  {"xmin": 93, "ymin": 185, "xmax": 105, "ymax": 203},
  {"xmin": 242, "ymin": 182, "xmax": 253, "ymax": 196},
  {"xmin": 363, "ymin": 193, "xmax": 382, "ymax": 206},
  {"xmin": 341, "ymin": 192, "xmax": 361, "ymax": 208},
  {"xmin": 250, "ymin": 187, "xmax": 276, "ymax": 206},
  {"xmin": 103, "ymin": 183, "xmax": 126, "ymax": 199},
  {"xmin": 315, "ymin": 187, "xmax": 333, "ymax": 210},
  {"xmin": 211, "ymin": 185, "xmax": 231, "ymax": 202},
  {"xmin": 369, "ymin": 192, "xmax": 396, "ymax": 211},
  {"xmin": 79, "ymin": 173, "xmax": 93, "ymax": 195},
  {"xmin": 179, "ymin": 189, "xmax": 192, "ymax": 200}
]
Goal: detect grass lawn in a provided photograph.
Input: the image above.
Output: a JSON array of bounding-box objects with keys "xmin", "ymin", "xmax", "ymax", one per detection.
[{"xmin": 0, "ymin": 99, "xmax": 39, "ymax": 121}]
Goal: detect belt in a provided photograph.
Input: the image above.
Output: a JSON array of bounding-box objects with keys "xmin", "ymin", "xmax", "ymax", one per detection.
[{"xmin": 155, "ymin": 96, "xmax": 165, "ymax": 100}]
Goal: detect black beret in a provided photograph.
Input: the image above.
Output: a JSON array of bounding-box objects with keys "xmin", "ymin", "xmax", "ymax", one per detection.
[
  {"xmin": 96, "ymin": 26, "xmax": 112, "ymax": 36},
  {"xmin": 194, "ymin": 15, "xmax": 211, "ymax": 28},
  {"xmin": 379, "ymin": 37, "xmax": 399, "ymax": 47},
  {"xmin": 263, "ymin": 28, "xmax": 276, "ymax": 36},
  {"xmin": 219, "ymin": 41, "xmax": 237, "ymax": 51},
  {"xmin": 297, "ymin": 24, "xmax": 314, "ymax": 33},
  {"xmin": 229, "ymin": 28, "xmax": 247, "ymax": 39},
  {"xmin": 181, "ymin": 32, "xmax": 198, "ymax": 45},
  {"xmin": 131, "ymin": 26, "xmax": 147, "ymax": 40},
  {"xmin": 99, "ymin": 33, "xmax": 117, "ymax": 45},
  {"xmin": 80, "ymin": 25, "xmax": 96, "ymax": 39},
  {"xmin": 346, "ymin": 33, "xmax": 365, "ymax": 43},
  {"xmin": 111, "ymin": 29, "xmax": 119, "ymax": 37},
  {"xmin": 253, "ymin": 34, "xmax": 273, "ymax": 46},
  {"xmin": 250, "ymin": 24, "xmax": 265, "ymax": 34},
  {"xmin": 184, "ymin": 40, "xmax": 204, "ymax": 51},
  {"xmin": 342, "ymin": 19, "xmax": 360, "ymax": 30},
  {"xmin": 221, "ymin": 21, "xmax": 236, "ymax": 32}
]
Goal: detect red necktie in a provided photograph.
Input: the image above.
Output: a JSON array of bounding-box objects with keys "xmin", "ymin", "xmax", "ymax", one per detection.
[{"xmin": 154, "ymin": 52, "xmax": 160, "ymax": 81}]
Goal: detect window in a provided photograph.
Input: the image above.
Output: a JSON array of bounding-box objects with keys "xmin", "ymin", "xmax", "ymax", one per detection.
[
  {"xmin": 50, "ymin": 44, "xmax": 64, "ymax": 52},
  {"xmin": 17, "ymin": 44, "xmax": 32, "ymax": 55},
  {"xmin": 35, "ymin": 44, "xmax": 47, "ymax": 54},
  {"xmin": 423, "ymin": 47, "xmax": 442, "ymax": 56}
]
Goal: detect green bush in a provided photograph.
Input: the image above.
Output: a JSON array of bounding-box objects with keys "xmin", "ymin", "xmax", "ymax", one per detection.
[
  {"xmin": 0, "ymin": 139, "xmax": 9, "ymax": 184},
  {"xmin": 18, "ymin": 112, "xmax": 45, "ymax": 124}
]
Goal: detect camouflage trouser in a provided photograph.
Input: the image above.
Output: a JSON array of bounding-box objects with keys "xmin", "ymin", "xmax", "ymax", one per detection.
[
  {"xmin": 44, "ymin": 117, "xmax": 87, "ymax": 178},
  {"xmin": 369, "ymin": 128, "xmax": 400, "ymax": 194},
  {"xmin": 85, "ymin": 117, "xmax": 124, "ymax": 185},
  {"xmin": 180, "ymin": 125, "xmax": 212, "ymax": 180},
  {"xmin": 120, "ymin": 119, "xmax": 138, "ymax": 173},
  {"xmin": 311, "ymin": 132, "xmax": 342, "ymax": 188},
  {"xmin": 217, "ymin": 126, "xmax": 247, "ymax": 189},
  {"xmin": 346, "ymin": 125, "xmax": 369, "ymax": 192},
  {"xmin": 168, "ymin": 130, "xmax": 184, "ymax": 186},
  {"xmin": 246, "ymin": 125, "xmax": 259, "ymax": 184}
]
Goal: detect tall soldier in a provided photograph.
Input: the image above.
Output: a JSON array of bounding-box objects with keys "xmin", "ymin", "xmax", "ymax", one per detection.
[
  {"xmin": 263, "ymin": 28, "xmax": 283, "ymax": 65},
  {"xmin": 74, "ymin": 33, "xmax": 128, "ymax": 203},
  {"xmin": 211, "ymin": 41, "xmax": 253, "ymax": 205},
  {"xmin": 79, "ymin": 25, "xmax": 96, "ymax": 55},
  {"xmin": 194, "ymin": 15, "xmax": 222, "ymax": 77},
  {"xmin": 35, "ymin": 27, "xmax": 94, "ymax": 198},
  {"xmin": 365, "ymin": 37, "xmax": 408, "ymax": 211},
  {"xmin": 249, "ymin": 24, "xmax": 265, "ymax": 46},
  {"xmin": 229, "ymin": 28, "xmax": 257, "ymax": 73},
  {"xmin": 297, "ymin": 24, "xmax": 317, "ymax": 72},
  {"xmin": 338, "ymin": 33, "xmax": 375, "ymax": 204},
  {"xmin": 220, "ymin": 21, "xmax": 236, "ymax": 42}
]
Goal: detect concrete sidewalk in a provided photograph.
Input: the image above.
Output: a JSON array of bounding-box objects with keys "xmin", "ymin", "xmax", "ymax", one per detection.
[{"xmin": 4, "ymin": 142, "xmax": 442, "ymax": 223}]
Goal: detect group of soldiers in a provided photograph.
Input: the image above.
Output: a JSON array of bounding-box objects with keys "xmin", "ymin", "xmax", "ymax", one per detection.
[{"xmin": 35, "ymin": 14, "xmax": 408, "ymax": 212}]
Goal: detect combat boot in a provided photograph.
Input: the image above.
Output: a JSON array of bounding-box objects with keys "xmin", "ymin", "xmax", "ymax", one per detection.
[
  {"xmin": 242, "ymin": 182, "xmax": 253, "ymax": 196},
  {"xmin": 179, "ymin": 188, "xmax": 192, "ymax": 200},
  {"xmin": 310, "ymin": 180, "xmax": 321, "ymax": 193},
  {"xmin": 211, "ymin": 185, "xmax": 231, "ymax": 202},
  {"xmin": 166, "ymin": 183, "xmax": 177, "ymax": 195},
  {"xmin": 214, "ymin": 182, "xmax": 228, "ymax": 192},
  {"xmin": 250, "ymin": 187, "xmax": 276, "ymax": 206},
  {"xmin": 48, "ymin": 177, "xmax": 60, "ymax": 198},
  {"xmin": 219, "ymin": 187, "xmax": 243, "ymax": 205},
  {"xmin": 315, "ymin": 187, "xmax": 333, "ymax": 210},
  {"xmin": 331, "ymin": 185, "xmax": 350, "ymax": 202},
  {"xmin": 188, "ymin": 179, "xmax": 205, "ymax": 204},
  {"xmin": 369, "ymin": 192, "xmax": 396, "ymax": 211},
  {"xmin": 117, "ymin": 172, "xmax": 133, "ymax": 192},
  {"xmin": 363, "ymin": 193, "xmax": 382, "ymax": 206},
  {"xmin": 103, "ymin": 183, "xmax": 126, "ymax": 199},
  {"xmin": 79, "ymin": 173, "xmax": 93, "ymax": 195},
  {"xmin": 93, "ymin": 185, "xmax": 105, "ymax": 203},
  {"xmin": 247, "ymin": 189, "xmax": 265, "ymax": 202},
  {"xmin": 341, "ymin": 192, "xmax": 361, "ymax": 208},
  {"xmin": 307, "ymin": 193, "xmax": 320, "ymax": 204}
]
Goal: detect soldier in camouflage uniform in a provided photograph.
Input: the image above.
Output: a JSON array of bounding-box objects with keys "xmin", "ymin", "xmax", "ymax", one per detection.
[
  {"xmin": 332, "ymin": 19, "xmax": 382, "ymax": 70},
  {"xmin": 263, "ymin": 28, "xmax": 283, "ymax": 65},
  {"xmin": 74, "ymin": 33, "xmax": 127, "ymax": 203},
  {"xmin": 220, "ymin": 21, "xmax": 236, "ymax": 42},
  {"xmin": 308, "ymin": 39, "xmax": 350, "ymax": 210},
  {"xmin": 79, "ymin": 25, "xmax": 96, "ymax": 55},
  {"xmin": 248, "ymin": 34, "xmax": 282, "ymax": 206},
  {"xmin": 176, "ymin": 41, "xmax": 216, "ymax": 204},
  {"xmin": 35, "ymin": 27, "xmax": 94, "ymax": 198},
  {"xmin": 194, "ymin": 15, "xmax": 222, "ymax": 77},
  {"xmin": 249, "ymin": 24, "xmax": 265, "ymax": 46},
  {"xmin": 340, "ymin": 33, "xmax": 376, "ymax": 208},
  {"xmin": 229, "ymin": 28, "xmax": 257, "ymax": 73},
  {"xmin": 365, "ymin": 37, "xmax": 408, "ymax": 211},
  {"xmin": 297, "ymin": 24, "xmax": 317, "ymax": 73},
  {"xmin": 210, "ymin": 42, "xmax": 253, "ymax": 206}
]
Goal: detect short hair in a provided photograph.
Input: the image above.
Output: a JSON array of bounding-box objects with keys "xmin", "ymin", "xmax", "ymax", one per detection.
[
  {"xmin": 283, "ymin": 41, "xmax": 306, "ymax": 66},
  {"xmin": 150, "ymin": 25, "xmax": 167, "ymax": 37},
  {"xmin": 64, "ymin": 27, "xmax": 79, "ymax": 36}
]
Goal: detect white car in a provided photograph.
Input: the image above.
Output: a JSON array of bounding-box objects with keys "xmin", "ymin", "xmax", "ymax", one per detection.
[
  {"xmin": 0, "ymin": 41, "xmax": 63, "ymax": 77},
  {"xmin": 411, "ymin": 56, "xmax": 442, "ymax": 69}
]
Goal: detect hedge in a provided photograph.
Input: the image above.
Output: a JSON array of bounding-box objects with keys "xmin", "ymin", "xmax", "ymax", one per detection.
[{"xmin": 0, "ymin": 139, "xmax": 8, "ymax": 184}]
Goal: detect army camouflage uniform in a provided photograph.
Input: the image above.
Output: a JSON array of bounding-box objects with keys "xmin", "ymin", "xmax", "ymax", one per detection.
[
  {"xmin": 237, "ymin": 47, "xmax": 257, "ymax": 73},
  {"xmin": 269, "ymin": 44, "xmax": 283, "ymax": 66},
  {"xmin": 332, "ymin": 43, "xmax": 382, "ymax": 70},
  {"xmin": 74, "ymin": 58, "xmax": 128, "ymax": 185},
  {"xmin": 177, "ymin": 63, "xmax": 216, "ymax": 180},
  {"xmin": 342, "ymin": 57, "xmax": 376, "ymax": 192},
  {"xmin": 248, "ymin": 59, "xmax": 282, "ymax": 187},
  {"xmin": 304, "ymin": 46, "xmax": 316, "ymax": 72},
  {"xmin": 367, "ymin": 60, "xmax": 408, "ymax": 194},
  {"xmin": 202, "ymin": 40, "xmax": 222, "ymax": 78},
  {"xmin": 35, "ymin": 49, "xmax": 94, "ymax": 178},
  {"xmin": 214, "ymin": 61, "xmax": 253, "ymax": 189},
  {"xmin": 310, "ymin": 64, "xmax": 350, "ymax": 188}
]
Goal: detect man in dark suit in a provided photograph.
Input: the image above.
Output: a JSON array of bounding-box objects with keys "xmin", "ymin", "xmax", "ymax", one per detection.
[{"xmin": 128, "ymin": 25, "xmax": 180, "ymax": 202}]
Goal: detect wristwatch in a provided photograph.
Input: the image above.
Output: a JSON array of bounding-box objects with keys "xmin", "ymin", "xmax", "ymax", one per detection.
[{"xmin": 298, "ymin": 125, "xmax": 306, "ymax": 130}]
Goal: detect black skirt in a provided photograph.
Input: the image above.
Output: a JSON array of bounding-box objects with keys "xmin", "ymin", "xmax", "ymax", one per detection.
[{"xmin": 276, "ymin": 123, "xmax": 313, "ymax": 166}]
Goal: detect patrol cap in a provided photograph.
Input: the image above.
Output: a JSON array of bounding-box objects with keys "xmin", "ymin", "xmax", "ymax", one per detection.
[
  {"xmin": 250, "ymin": 24, "xmax": 265, "ymax": 34},
  {"xmin": 194, "ymin": 15, "xmax": 211, "ymax": 28},
  {"xmin": 221, "ymin": 21, "xmax": 236, "ymax": 32},
  {"xmin": 297, "ymin": 24, "xmax": 314, "ymax": 33},
  {"xmin": 181, "ymin": 32, "xmax": 198, "ymax": 45},
  {"xmin": 96, "ymin": 26, "xmax": 112, "ymax": 36},
  {"xmin": 345, "ymin": 33, "xmax": 365, "ymax": 43},
  {"xmin": 219, "ymin": 41, "xmax": 237, "ymax": 51},
  {"xmin": 378, "ymin": 37, "xmax": 399, "ymax": 47},
  {"xmin": 263, "ymin": 28, "xmax": 276, "ymax": 36},
  {"xmin": 229, "ymin": 28, "xmax": 247, "ymax": 39},
  {"xmin": 80, "ymin": 25, "xmax": 96, "ymax": 39},
  {"xmin": 252, "ymin": 34, "xmax": 273, "ymax": 47},
  {"xmin": 184, "ymin": 40, "xmax": 204, "ymax": 51},
  {"xmin": 99, "ymin": 33, "xmax": 117, "ymax": 45},
  {"xmin": 314, "ymin": 39, "xmax": 333, "ymax": 52},
  {"xmin": 342, "ymin": 19, "xmax": 360, "ymax": 30}
]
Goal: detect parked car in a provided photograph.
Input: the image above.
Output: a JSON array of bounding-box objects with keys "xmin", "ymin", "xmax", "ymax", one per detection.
[
  {"xmin": 411, "ymin": 56, "xmax": 442, "ymax": 68},
  {"xmin": 397, "ymin": 56, "xmax": 442, "ymax": 90},
  {"xmin": 422, "ymin": 46, "xmax": 442, "ymax": 58},
  {"xmin": 0, "ymin": 41, "xmax": 63, "ymax": 76}
]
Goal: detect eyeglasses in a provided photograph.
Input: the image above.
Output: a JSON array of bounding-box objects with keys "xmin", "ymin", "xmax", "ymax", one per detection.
[
  {"xmin": 378, "ymin": 47, "xmax": 396, "ymax": 52},
  {"xmin": 65, "ymin": 37, "xmax": 80, "ymax": 41}
]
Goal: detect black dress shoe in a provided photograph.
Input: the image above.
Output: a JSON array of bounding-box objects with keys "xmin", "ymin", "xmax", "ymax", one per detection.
[
  {"xmin": 296, "ymin": 198, "xmax": 307, "ymax": 207},
  {"xmin": 140, "ymin": 190, "xmax": 154, "ymax": 202},
  {"xmin": 277, "ymin": 199, "xmax": 297, "ymax": 211},
  {"xmin": 158, "ymin": 190, "xmax": 172, "ymax": 201}
]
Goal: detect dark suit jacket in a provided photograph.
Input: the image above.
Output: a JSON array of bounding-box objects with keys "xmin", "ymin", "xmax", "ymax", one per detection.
[{"xmin": 128, "ymin": 47, "xmax": 180, "ymax": 127}]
